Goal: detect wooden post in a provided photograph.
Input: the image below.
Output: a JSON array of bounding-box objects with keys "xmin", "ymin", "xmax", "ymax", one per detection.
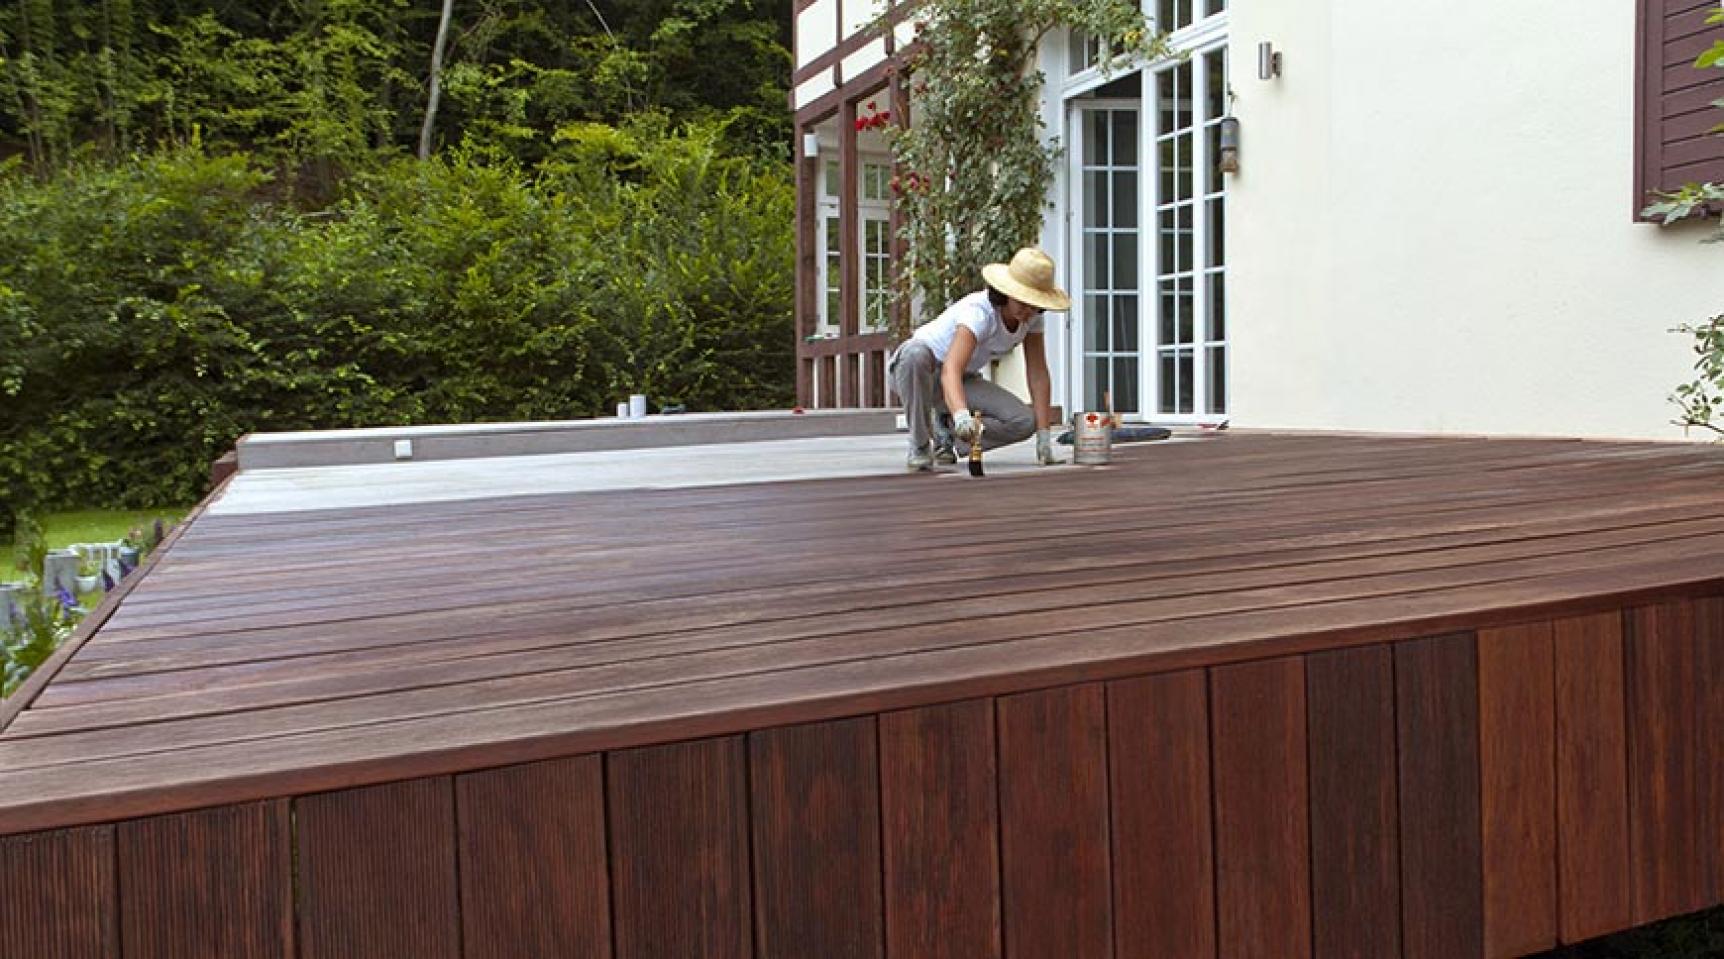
[
  {"xmin": 839, "ymin": 98, "xmax": 860, "ymax": 407},
  {"xmin": 795, "ymin": 121, "xmax": 818, "ymax": 408}
]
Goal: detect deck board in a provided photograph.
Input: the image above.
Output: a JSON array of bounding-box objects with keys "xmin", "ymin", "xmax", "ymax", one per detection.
[{"xmin": 6, "ymin": 432, "xmax": 1724, "ymax": 834}]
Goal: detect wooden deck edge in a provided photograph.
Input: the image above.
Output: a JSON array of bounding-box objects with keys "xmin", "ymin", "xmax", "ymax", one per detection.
[
  {"xmin": 3, "ymin": 570, "xmax": 1723, "ymax": 837},
  {"xmin": 0, "ymin": 478, "xmax": 232, "ymax": 735}
]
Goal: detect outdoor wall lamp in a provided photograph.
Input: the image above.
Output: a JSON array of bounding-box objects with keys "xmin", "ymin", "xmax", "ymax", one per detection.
[
  {"xmin": 1257, "ymin": 41, "xmax": 1282, "ymax": 80},
  {"xmin": 1218, "ymin": 117, "xmax": 1240, "ymax": 174}
]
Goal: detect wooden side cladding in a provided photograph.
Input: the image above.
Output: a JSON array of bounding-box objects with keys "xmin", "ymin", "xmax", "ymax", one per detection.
[
  {"xmin": 1210, "ymin": 657, "xmax": 1311, "ymax": 959},
  {"xmin": 455, "ymin": 757, "xmax": 611, "ymax": 959},
  {"xmin": 608, "ymin": 736, "xmax": 753, "ymax": 959},
  {"xmin": 1109, "ymin": 670, "xmax": 1216, "ymax": 959},
  {"xmin": 1553, "ymin": 612, "xmax": 1632, "ymax": 942},
  {"xmin": 296, "ymin": 777, "xmax": 461, "ymax": 959},
  {"xmin": 1306, "ymin": 645, "xmax": 1400, "ymax": 959},
  {"xmin": 996, "ymin": 685, "xmax": 1112, "ymax": 959},
  {"xmin": 0, "ymin": 825, "xmax": 116, "ymax": 959},
  {"xmin": 1625, "ymin": 599, "xmax": 1712, "ymax": 923},
  {"xmin": 749, "ymin": 717, "xmax": 883, "ymax": 959},
  {"xmin": 12, "ymin": 601, "xmax": 1724, "ymax": 958},
  {"xmin": 117, "ymin": 801, "xmax": 293, "ymax": 959},
  {"xmin": 879, "ymin": 699, "xmax": 1002, "ymax": 959}
]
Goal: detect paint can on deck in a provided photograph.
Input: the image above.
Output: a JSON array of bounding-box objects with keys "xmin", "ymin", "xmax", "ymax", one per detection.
[{"xmin": 1073, "ymin": 412, "xmax": 1114, "ymax": 465}]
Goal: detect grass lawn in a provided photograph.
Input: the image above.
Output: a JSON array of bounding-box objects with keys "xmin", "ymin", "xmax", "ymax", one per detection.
[{"xmin": 6, "ymin": 508, "xmax": 190, "ymax": 585}]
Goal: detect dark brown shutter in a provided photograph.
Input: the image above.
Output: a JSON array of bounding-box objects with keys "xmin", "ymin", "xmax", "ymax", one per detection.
[{"xmin": 1636, "ymin": 0, "xmax": 1724, "ymax": 217}]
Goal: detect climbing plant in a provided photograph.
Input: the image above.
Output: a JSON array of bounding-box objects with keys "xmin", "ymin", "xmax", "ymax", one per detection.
[{"xmin": 886, "ymin": 0, "xmax": 1168, "ymax": 329}]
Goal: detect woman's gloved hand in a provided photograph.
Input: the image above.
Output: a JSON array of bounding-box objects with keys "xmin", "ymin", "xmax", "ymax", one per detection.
[
  {"xmin": 1035, "ymin": 428, "xmax": 1060, "ymax": 465},
  {"xmin": 952, "ymin": 409, "xmax": 981, "ymax": 441}
]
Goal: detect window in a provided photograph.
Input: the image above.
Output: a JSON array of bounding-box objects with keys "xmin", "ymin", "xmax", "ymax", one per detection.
[
  {"xmin": 817, "ymin": 155, "xmax": 893, "ymax": 333},
  {"xmin": 1153, "ymin": 46, "xmax": 1227, "ymax": 416},
  {"xmin": 1076, "ymin": 103, "xmax": 1142, "ymax": 414},
  {"xmin": 1635, "ymin": 0, "xmax": 1724, "ymax": 217}
]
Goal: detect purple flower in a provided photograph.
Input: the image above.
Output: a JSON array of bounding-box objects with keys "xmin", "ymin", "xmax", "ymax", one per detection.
[{"xmin": 55, "ymin": 586, "xmax": 78, "ymax": 612}]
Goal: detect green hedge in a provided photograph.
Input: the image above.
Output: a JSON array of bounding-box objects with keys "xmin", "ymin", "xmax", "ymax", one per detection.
[{"xmin": 0, "ymin": 122, "xmax": 794, "ymax": 516}]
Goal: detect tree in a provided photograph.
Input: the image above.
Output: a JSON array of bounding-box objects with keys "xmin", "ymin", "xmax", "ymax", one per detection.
[{"xmin": 419, "ymin": 0, "xmax": 454, "ymax": 158}]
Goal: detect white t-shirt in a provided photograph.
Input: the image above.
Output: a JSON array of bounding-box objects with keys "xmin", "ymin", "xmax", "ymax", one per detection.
[{"xmin": 910, "ymin": 291, "xmax": 1045, "ymax": 375}]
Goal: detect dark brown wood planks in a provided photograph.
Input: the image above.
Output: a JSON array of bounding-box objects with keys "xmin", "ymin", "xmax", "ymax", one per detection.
[
  {"xmin": 1397, "ymin": 633, "xmax": 1484, "ymax": 959},
  {"xmin": 996, "ymin": 684, "xmax": 1111, "ymax": 959},
  {"xmin": 295, "ymin": 777, "xmax": 461, "ymax": 959},
  {"xmin": 1553, "ymin": 612, "xmax": 1631, "ymax": 942},
  {"xmin": 1109, "ymin": 670, "xmax": 1215, "ymax": 959},
  {"xmin": 117, "ymin": 800, "xmax": 292, "ymax": 959},
  {"xmin": 1625, "ymin": 600, "xmax": 1709, "ymax": 923},
  {"xmin": 1211, "ymin": 656, "xmax": 1311, "ymax": 959},
  {"xmin": 879, "ymin": 699, "xmax": 1001, "ymax": 959},
  {"xmin": 608, "ymin": 736, "xmax": 753, "ymax": 959},
  {"xmin": 0, "ymin": 824, "xmax": 116, "ymax": 958},
  {"xmin": 1306, "ymin": 645, "xmax": 1400, "ymax": 959},
  {"xmin": 455, "ymin": 757, "xmax": 611, "ymax": 959},
  {"xmin": 1477, "ymin": 622, "xmax": 1558, "ymax": 957},
  {"xmin": 749, "ymin": 717, "xmax": 883, "ymax": 959}
]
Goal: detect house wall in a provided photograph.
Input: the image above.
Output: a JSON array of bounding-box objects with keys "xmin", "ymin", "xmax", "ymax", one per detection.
[{"xmin": 1226, "ymin": 0, "xmax": 1724, "ymax": 439}]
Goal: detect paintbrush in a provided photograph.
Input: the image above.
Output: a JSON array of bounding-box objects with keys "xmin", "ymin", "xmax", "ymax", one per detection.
[{"xmin": 968, "ymin": 414, "xmax": 985, "ymax": 477}]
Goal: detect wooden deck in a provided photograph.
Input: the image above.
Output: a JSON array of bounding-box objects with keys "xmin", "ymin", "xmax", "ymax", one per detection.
[{"xmin": 5, "ymin": 432, "xmax": 1724, "ymax": 957}]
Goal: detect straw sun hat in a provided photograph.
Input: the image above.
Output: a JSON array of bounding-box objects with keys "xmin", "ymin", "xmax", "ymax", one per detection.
[{"xmin": 981, "ymin": 247, "xmax": 1072, "ymax": 312}]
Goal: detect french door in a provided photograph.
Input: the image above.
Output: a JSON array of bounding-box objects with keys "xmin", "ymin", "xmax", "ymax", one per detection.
[{"xmin": 1066, "ymin": 45, "xmax": 1229, "ymax": 421}]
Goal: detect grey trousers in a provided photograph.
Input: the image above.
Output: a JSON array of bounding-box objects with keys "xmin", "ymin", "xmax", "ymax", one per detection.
[{"xmin": 888, "ymin": 340, "xmax": 1036, "ymax": 453}]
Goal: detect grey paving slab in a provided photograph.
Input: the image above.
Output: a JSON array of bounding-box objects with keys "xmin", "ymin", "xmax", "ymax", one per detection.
[{"xmin": 212, "ymin": 434, "xmax": 1188, "ymax": 515}]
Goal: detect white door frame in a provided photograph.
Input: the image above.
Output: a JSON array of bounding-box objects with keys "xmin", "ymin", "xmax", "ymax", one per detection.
[{"xmin": 1065, "ymin": 95, "xmax": 1145, "ymax": 418}]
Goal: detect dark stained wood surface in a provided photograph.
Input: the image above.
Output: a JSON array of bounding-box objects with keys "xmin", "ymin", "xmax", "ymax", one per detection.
[
  {"xmin": 117, "ymin": 800, "xmax": 292, "ymax": 959},
  {"xmin": 1625, "ymin": 600, "xmax": 1710, "ymax": 923},
  {"xmin": 879, "ymin": 700, "xmax": 1000, "ymax": 959},
  {"xmin": 1108, "ymin": 669, "xmax": 1216, "ymax": 959},
  {"xmin": 1477, "ymin": 622, "xmax": 1559, "ymax": 957},
  {"xmin": 295, "ymin": 777, "xmax": 461, "ymax": 959},
  {"xmin": 996, "ymin": 684, "xmax": 1112, "ymax": 959},
  {"xmin": 1552, "ymin": 612, "xmax": 1632, "ymax": 943},
  {"xmin": 0, "ymin": 825, "xmax": 116, "ymax": 959},
  {"xmin": 1211, "ymin": 656, "xmax": 1311, "ymax": 959},
  {"xmin": 10, "ymin": 434, "xmax": 1724, "ymax": 833},
  {"xmin": 455, "ymin": 757, "xmax": 611, "ymax": 959},
  {"xmin": 607, "ymin": 736, "xmax": 753, "ymax": 959},
  {"xmin": 748, "ymin": 717, "xmax": 884, "ymax": 959},
  {"xmin": 1306, "ymin": 645, "xmax": 1400, "ymax": 959},
  {"xmin": 1396, "ymin": 634, "xmax": 1484, "ymax": 959}
]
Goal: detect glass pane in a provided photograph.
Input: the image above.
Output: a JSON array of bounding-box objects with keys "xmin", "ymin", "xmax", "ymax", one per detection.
[
  {"xmin": 1085, "ymin": 171, "xmax": 1109, "ymax": 227},
  {"xmin": 1113, "ymin": 295, "xmax": 1139, "ymax": 352},
  {"xmin": 826, "ymin": 290, "xmax": 839, "ymax": 324},
  {"xmin": 1086, "ymin": 234, "xmax": 1110, "ymax": 290},
  {"xmin": 1178, "ymin": 350, "xmax": 1195, "ymax": 413},
  {"xmin": 1157, "ymin": 0, "xmax": 1175, "ymax": 32},
  {"xmin": 1158, "ymin": 209, "xmax": 1177, "ymax": 275},
  {"xmin": 1159, "ymin": 139, "xmax": 1177, "ymax": 206},
  {"xmin": 1111, "ymin": 111, "xmax": 1138, "ymax": 166},
  {"xmin": 1114, "ymin": 357, "xmax": 1140, "ymax": 414},
  {"xmin": 1069, "ymin": 29, "xmax": 1090, "ymax": 73},
  {"xmin": 1113, "ymin": 171, "xmax": 1138, "ymax": 228},
  {"xmin": 824, "ymin": 160, "xmax": 838, "ymax": 197},
  {"xmin": 1206, "ymin": 273, "xmax": 1226, "ymax": 341},
  {"xmin": 1158, "ymin": 280, "xmax": 1177, "ymax": 344},
  {"xmin": 1177, "ymin": 204, "xmax": 1194, "ymax": 273},
  {"xmin": 1206, "ymin": 49, "xmax": 1226, "ymax": 120},
  {"xmin": 1158, "ymin": 69, "xmax": 1177, "ymax": 133},
  {"xmin": 825, "ymin": 217, "xmax": 841, "ymax": 251},
  {"xmin": 1207, "ymin": 0, "xmax": 1227, "ymax": 13},
  {"xmin": 1174, "ymin": 63, "xmax": 1193, "ymax": 130},
  {"xmin": 1159, "ymin": 351, "xmax": 1177, "ymax": 413},
  {"xmin": 1088, "ymin": 110, "xmax": 1110, "ymax": 162},
  {"xmin": 1088, "ymin": 358, "xmax": 1110, "ymax": 412},
  {"xmin": 1208, "ymin": 346, "xmax": 1227, "ymax": 413},
  {"xmin": 1175, "ymin": 132, "xmax": 1193, "ymax": 199},
  {"xmin": 1113, "ymin": 234, "xmax": 1138, "ymax": 290},
  {"xmin": 1085, "ymin": 294, "xmax": 1108, "ymax": 352},
  {"xmin": 1176, "ymin": 282, "xmax": 1194, "ymax": 343},
  {"xmin": 1208, "ymin": 199, "xmax": 1225, "ymax": 267}
]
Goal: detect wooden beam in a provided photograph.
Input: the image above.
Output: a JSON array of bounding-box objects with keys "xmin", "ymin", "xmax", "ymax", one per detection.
[{"xmin": 838, "ymin": 97, "xmax": 860, "ymax": 406}]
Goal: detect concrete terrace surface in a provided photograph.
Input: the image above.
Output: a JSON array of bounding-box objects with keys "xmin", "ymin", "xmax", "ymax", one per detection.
[{"xmin": 210, "ymin": 431, "xmax": 1131, "ymax": 515}]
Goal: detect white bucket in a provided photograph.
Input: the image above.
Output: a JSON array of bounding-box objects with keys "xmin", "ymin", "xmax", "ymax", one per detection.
[{"xmin": 1073, "ymin": 412, "xmax": 1114, "ymax": 465}]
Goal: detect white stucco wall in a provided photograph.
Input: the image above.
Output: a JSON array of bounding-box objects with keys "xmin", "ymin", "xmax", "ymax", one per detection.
[{"xmin": 1224, "ymin": 0, "xmax": 1724, "ymax": 440}]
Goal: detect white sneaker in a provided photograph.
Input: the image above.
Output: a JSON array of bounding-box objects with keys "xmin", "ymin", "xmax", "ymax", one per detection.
[{"xmin": 907, "ymin": 450, "xmax": 933, "ymax": 471}]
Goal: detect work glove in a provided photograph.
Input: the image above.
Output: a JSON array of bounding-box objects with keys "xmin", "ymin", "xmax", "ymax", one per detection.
[
  {"xmin": 1035, "ymin": 428, "xmax": 1060, "ymax": 465},
  {"xmin": 952, "ymin": 409, "xmax": 981, "ymax": 442}
]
